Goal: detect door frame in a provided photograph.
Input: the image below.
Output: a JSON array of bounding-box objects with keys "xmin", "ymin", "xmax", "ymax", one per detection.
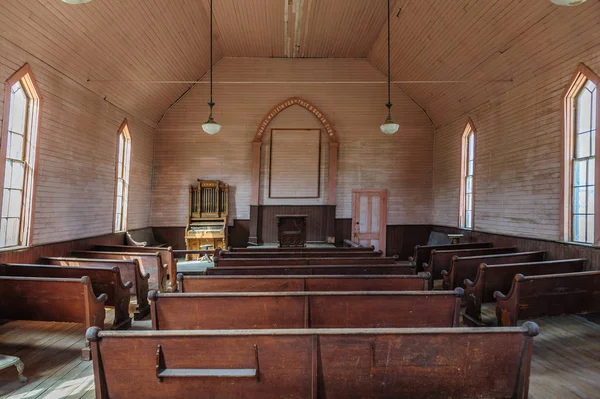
[{"xmin": 351, "ymin": 189, "xmax": 387, "ymax": 254}]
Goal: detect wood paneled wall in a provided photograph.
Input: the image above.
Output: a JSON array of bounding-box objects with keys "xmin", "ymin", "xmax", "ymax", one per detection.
[
  {"xmin": 258, "ymin": 205, "xmax": 329, "ymax": 243},
  {"xmin": 0, "ymin": 42, "xmax": 154, "ymax": 245},
  {"xmin": 433, "ymin": 225, "xmax": 599, "ymax": 272},
  {"xmin": 151, "ymin": 58, "xmax": 434, "ymax": 226},
  {"xmin": 432, "ymin": 34, "xmax": 600, "ymax": 241},
  {"xmin": 0, "ymin": 232, "xmax": 124, "ymax": 265}
]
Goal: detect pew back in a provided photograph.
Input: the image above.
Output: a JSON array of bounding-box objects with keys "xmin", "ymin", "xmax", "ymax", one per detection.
[
  {"xmin": 149, "ymin": 290, "xmax": 463, "ymax": 330},
  {"xmin": 463, "ymin": 259, "xmax": 587, "ymax": 325},
  {"xmin": 442, "ymin": 251, "xmax": 546, "ymax": 290},
  {"xmin": 218, "ymin": 250, "xmax": 383, "ymax": 258},
  {"xmin": 42, "ymin": 257, "xmax": 150, "ymax": 320},
  {"xmin": 70, "ymin": 250, "xmax": 166, "ymax": 292},
  {"xmin": 0, "ymin": 276, "xmax": 106, "ymax": 327},
  {"xmin": 424, "ymin": 246, "xmax": 518, "ymax": 283},
  {"xmin": 410, "ymin": 242, "xmax": 493, "ymax": 272},
  {"xmin": 229, "ymin": 246, "xmax": 374, "ymax": 252},
  {"xmin": 88, "ymin": 323, "xmax": 539, "ymax": 399},
  {"xmin": 204, "ymin": 264, "xmax": 416, "ymax": 276},
  {"xmin": 214, "ymin": 257, "xmax": 401, "ymax": 267},
  {"xmin": 495, "ymin": 271, "xmax": 600, "ymax": 326},
  {"xmin": 93, "ymin": 244, "xmax": 176, "ymax": 291},
  {"xmin": 177, "ymin": 273, "xmax": 430, "ymax": 293},
  {"xmin": 0, "ymin": 263, "xmax": 132, "ymax": 329}
]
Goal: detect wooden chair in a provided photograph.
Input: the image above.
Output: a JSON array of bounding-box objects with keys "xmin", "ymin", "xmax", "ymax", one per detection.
[{"xmin": 87, "ymin": 322, "xmax": 539, "ymax": 398}]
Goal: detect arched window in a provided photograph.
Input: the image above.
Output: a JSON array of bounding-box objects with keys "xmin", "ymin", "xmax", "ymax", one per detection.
[
  {"xmin": 114, "ymin": 121, "xmax": 131, "ymax": 232},
  {"xmin": 0, "ymin": 64, "xmax": 41, "ymax": 248},
  {"xmin": 460, "ymin": 121, "xmax": 476, "ymax": 229},
  {"xmin": 563, "ymin": 65, "xmax": 599, "ymax": 244}
]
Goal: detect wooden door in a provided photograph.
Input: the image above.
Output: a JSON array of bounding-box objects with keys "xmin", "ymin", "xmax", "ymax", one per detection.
[{"xmin": 351, "ymin": 190, "xmax": 387, "ymax": 253}]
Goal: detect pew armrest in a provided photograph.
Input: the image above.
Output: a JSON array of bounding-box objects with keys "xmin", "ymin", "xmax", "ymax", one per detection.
[{"xmin": 493, "ymin": 274, "xmax": 523, "ymax": 327}]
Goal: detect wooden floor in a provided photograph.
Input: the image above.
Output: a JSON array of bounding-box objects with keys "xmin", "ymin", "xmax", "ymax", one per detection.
[{"xmin": 1, "ymin": 306, "xmax": 599, "ymax": 398}]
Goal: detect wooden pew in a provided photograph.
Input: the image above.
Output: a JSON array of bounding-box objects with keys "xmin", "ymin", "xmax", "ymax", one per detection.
[
  {"xmin": 441, "ymin": 251, "xmax": 546, "ymax": 290},
  {"xmin": 0, "ymin": 276, "xmax": 106, "ymax": 360},
  {"xmin": 409, "ymin": 242, "xmax": 493, "ymax": 272},
  {"xmin": 87, "ymin": 322, "xmax": 539, "ymax": 399},
  {"xmin": 93, "ymin": 244, "xmax": 176, "ymax": 292},
  {"xmin": 204, "ymin": 264, "xmax": 416, "ymax": 276},
  {"xmin": 464, "ymin": 259, "xmax": 587, "ymax": 325},
  {"xmin": 70, "ymin": 250, "xmax": 167, "ymax": 292},
  {"xmin": 0, "ymin": 263, "xmax": 132, "ymax": 330},
  {"xmin": 494, "ymin": 271, "xmax": 600, "ymax": 326},
  {"xmin": 177, "ymin": 273, "xmax": 431, "ymax": 293},
  {"xmin": 217, "ymin": 250, "xmax": 384, "ymax": 258},
  {"xmin": 228, "ymin": 246, "xmax": 374, "ymax": 252},
  {"xmin": 214, "ymin": 256, "xmax": 401, "ymax": 267},
  {"xmin": 42, "ymin": 257, "xmax": 150, "ymax": 320},
  {"xmin": 149, "ymin": 289, "xmax": 463, "ymax": 330},
  {"xmin": 423, "ymin": 246, "xmax": 518, "ymax": 288}
]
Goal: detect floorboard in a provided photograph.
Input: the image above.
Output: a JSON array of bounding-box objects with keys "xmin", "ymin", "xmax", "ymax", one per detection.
[{"xmin": 1, "ymin": 305, "xmax": 599, "ymax": 398}]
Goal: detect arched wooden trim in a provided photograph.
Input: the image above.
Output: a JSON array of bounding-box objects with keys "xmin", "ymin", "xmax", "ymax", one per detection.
[
  {"xmin": 459, "ymin": 119, "xmax": 476, "ymax": 229},
  {"xmin": 560, "ymin": 64, "xmax": 600, "ymax": 243},
  {"xmin": 254, "ymin": 97, "xmax": 337, "ymax": 142},
  {"xmin": 0, "ymin": 63, "xmax": 42, "ymax": 247}
]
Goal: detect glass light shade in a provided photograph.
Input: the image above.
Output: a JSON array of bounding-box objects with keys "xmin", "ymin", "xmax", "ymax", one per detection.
[
  {"xmin": 202, "ymin": 121, "xmax": 221, "ymax": 135},
  {"xmin": 551, "ymin": 0, "xmax": 587, "ymax": 5},
  {"xmin": 380, "ymin": 122, "xmax": 400, "ymax": 135},
  {"xmin": 61, "ymin": 0, "xmax": 92, "ymax": 4}
]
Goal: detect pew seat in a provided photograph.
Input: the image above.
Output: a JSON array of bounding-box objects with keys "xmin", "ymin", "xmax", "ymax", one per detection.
[
  {"xmin": 87, "ymin": 323, "xmax": 539, "ymax": 399},
  {"xmin": 494, "ymin": 271, "xmax": 600, "ymax": 326},
  {"xmin": 463, "ymin": 259, "xmax": 587, "ymax": 325},
  {"xmin": 42, "ymin": 257, "xmax": 150, "ymax": 320},
  {"xmin": 441, "ymin": 251, "xmax": 546, "ymax": 290},
  {"xmin": 177, "ymin": 273, "xmax": 431, "ymax": 293},
  {"xmin": 149, "ymin": 289, "xmax": 463, "ymax": 330},
  {"xmin": 0, "ymin": 276, "xmax": 106, "ymax": 359},
  {"xmin": 0, "ymin": 263, "xmax": 132, "ymax": 330},
  {"xmin": 204, "ymin": 264, "xmax": 416, "ymax": 276}
]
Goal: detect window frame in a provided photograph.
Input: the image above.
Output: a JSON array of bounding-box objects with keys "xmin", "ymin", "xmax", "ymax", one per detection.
[
  {"xmin": 562, "ymin": 64, "xmax": 600, "ymax": 245},
  {"xmin": 0, "ymin": 64, "xmax": 42, "ymax": 249},
  {"xmin": 459, "ymin": 119, "xmax": 477, "ymax": 230},
  {"xmin": 113, "ymin": 120, "xmax": 131, "ymax": 233}
]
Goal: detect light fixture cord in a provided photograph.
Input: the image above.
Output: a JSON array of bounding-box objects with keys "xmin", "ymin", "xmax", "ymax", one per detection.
[
  {"xmin": 386, "ymin": 0, "xmax": 392, "ymax": 114},
  {"xmin": 209, "ymin": 0, "xmax": 214, "ymax": 116}
]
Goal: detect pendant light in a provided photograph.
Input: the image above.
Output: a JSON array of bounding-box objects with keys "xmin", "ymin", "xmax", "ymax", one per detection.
[
  {"xmin": 202, "ymin": 0, "xmax": 221, "ymax": 135},
  {"xmin": 380, "ymin": 0, "xmax": 399, "ymax": 135},
  {"xmin": 551, "ymin": 0, "xmax": 587, "ymax": 5},
  {"xmin": 61, "ymin": 0, "xmax": 92, "ymax": 4}
]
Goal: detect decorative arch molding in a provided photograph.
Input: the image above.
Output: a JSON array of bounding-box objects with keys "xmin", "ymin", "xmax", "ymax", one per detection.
[
  {"xmin": 254, "ymin": 97, "xmax": 338, "ymax": 143},
  {"xmin": 249, "ymin": 98, "xmax": 339, "ymax": 245}
]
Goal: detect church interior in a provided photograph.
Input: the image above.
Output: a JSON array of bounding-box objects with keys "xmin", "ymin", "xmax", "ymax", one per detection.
[{"xmin": 0, "ymin": 0, "xmax": 599, "ymax": 397}]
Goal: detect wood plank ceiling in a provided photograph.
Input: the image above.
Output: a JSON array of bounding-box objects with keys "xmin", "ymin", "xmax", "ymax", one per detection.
[{"xmin": 0, "ymin": 0, "xmax": 598, "ymax": 127}]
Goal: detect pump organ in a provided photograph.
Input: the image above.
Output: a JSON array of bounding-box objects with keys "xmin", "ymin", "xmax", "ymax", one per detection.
[{"xmin": 185, "ymin": 180, "xmax": 229, "ymax": 257}]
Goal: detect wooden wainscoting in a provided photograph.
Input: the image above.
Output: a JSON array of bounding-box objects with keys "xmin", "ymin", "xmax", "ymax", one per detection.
[
  {"xmin": 257, "ymin": 205, "xmax": 334, "ymax": 244},
  {"xmin": 433, "ymin": 225, "xmax": 600, "ymax": 271},
  {"xmin": 0, "ymin": 232, "xmax": 125, "ymax": 264}
]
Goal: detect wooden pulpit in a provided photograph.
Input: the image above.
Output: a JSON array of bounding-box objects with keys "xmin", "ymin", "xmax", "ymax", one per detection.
[{"xmin": 276, "ymin": 215, "xmax": 307, "ymax": 248}]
